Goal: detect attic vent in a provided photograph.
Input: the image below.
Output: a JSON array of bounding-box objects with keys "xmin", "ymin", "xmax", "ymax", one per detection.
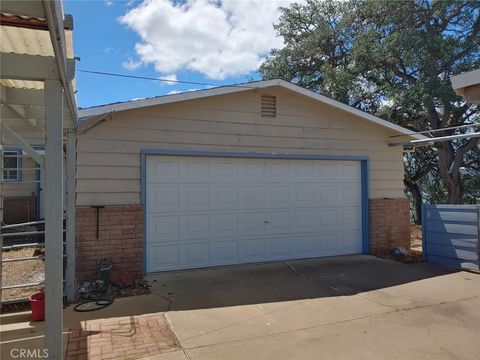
[{"xmin": 261, "ymin": 95, "xmax": 276, "ymax": 117}]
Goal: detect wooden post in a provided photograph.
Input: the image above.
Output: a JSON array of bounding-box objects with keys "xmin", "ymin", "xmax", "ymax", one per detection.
[
  {"xmin": 65, "ymin": 129, "xmax": 76, "ymax": 302},
  {"xmin": 44, "ymin": 79, "xmax": 64, "ymax": 360}
]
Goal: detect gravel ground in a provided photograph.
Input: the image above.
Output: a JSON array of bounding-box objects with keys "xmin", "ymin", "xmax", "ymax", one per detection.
[{"xmin": 1, "ymin": 247, "xmax": 44, "ymax": 302}]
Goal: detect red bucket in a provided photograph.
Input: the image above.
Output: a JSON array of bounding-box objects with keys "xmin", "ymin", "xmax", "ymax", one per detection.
[{"xmin": 29, "ymin": 291, "xmax": 45, "ymax": 321}]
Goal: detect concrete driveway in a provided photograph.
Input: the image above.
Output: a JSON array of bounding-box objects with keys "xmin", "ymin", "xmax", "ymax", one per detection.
[
  {"xmin": 147, "ymin": 255, "xmax": 480, "ymax": 360},
  {"xmin": 2, "ymin": 255, "xmax": 479, "ymax": 360}
]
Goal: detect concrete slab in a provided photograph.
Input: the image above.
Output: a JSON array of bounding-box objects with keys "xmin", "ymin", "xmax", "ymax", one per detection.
[
  {"xmin": 2, "ymin": 255, "xmax": 479, "ymax": 360},
  {"xmin": 185, "ymin": 297, "xmax": 480, "ymax": 360},
  {"xmin": 149, "ymin": 255, "xmax": 479, "ymax": 360}
]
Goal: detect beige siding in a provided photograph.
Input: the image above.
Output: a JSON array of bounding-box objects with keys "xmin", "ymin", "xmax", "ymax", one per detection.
[
  {"xmin": 77, "ymin": 86, "xmax": 405, "ymax": 205},
  {"xmin": 2, "ymin": 127, "xmax": 44, "ymax": 198}
]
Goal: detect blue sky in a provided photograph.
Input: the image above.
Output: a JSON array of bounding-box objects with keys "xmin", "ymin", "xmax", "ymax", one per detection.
[{"xmin": 64, "ymin": 1, "xmax": 294, "ymax": 108}]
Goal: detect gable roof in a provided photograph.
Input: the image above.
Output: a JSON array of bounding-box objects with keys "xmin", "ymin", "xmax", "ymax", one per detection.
[{"xmin": 78, "ymin": 79, "xmax": 424, "ymax": 139}]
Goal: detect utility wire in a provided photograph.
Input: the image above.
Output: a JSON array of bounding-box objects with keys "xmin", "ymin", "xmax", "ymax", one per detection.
[{"xmin": 76, "ymin": 69, "xmax": 256, "ymax": 89}]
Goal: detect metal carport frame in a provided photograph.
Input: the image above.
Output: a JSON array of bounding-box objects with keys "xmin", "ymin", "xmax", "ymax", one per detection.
[{"xmin": 0, "ymin": 1, "xmax": 77, "ymax": 358}]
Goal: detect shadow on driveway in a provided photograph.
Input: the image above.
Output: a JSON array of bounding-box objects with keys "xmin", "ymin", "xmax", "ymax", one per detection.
[{"xmin": 146, "ymin": 255, "xmax": 456, "ymax": 311}]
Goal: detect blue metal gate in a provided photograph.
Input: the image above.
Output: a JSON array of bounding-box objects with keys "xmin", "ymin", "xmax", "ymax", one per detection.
[{"xmin": 422, "ymin": 204, "xmax": 479, "ymax": 271}]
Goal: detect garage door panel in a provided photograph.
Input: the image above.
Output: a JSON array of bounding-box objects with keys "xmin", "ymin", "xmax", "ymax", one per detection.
[
  {"xmin": 268, "ymin": 211, "xmax": 291, "ymax": 234},
  {"xmin": 240, "ymin": 212, "xmax": 266, "ymax": 234},
  {"xmin": 212, "ymin": 161, "xmax": 238, "ymax": 180},
  {"xmin": 147, "ymin": 158, "xmax": 180, "ymax": 182},
  {"xmin": 267, "ymin": 237, "xmax": 291, "ymax": 257},
  {"xmin": 338, "ymin": 233, "xmax": 363, "ymax": 254},
  {"xmin": 265, "ymin": 162, "xmax": 290, "ymax": 181},
  {"xmin": 317, "ymin": 234, "xmax": 338, "ymax": 253},
  {"xmin": 293, "ymin": 185, "xmax": 316, "ymax": 206},
  {"xmin": 213, "ymin": 185, "xmax": 238, "ymax": 209},
  {"xmin": 337, "ymin": 185, "xmax": 361, "ymax": 205},
  {"xmin": 180, "ymin": 159, "xmax": 210, "ymax": 181},
  {"xmin": 337, "ymin": 209, "xmax": 362, "ymax": 231},
  {"xmin": 266, "ymin": 185, "xmax": 290, "ymax": 207},
  {"xmin": 294, "ymin": 235, "xmax": 316, "ymax": 256},
  {"xmin": 147, "ymin": 185, "xmax": 180, "ymax": 212},
  {"xmin": 239, "ymin": 185, "xmax": 264, "ymax": 208},
  {"xmin": 184, "ymin": 242, "xmax": 210, "ymax": 266},
  {"xmin": 181, "ymin": 186, "xmax": 211, "ymax": 209},
  {"xmin": 149, "ymin": 215, "xmax": 180, "ymax": 241},
  {"xmin": 214, "ymin": 240, "xmax": 238, "ymax": 264},
  {"xmin": 293, "ymin": 211, "xmax": 316, "ymax": 232},
  {"xmin": 149, "ymin": 244, "xmax": 180, "ymax": 271},
  {"xmin": 241, "ymin": 238, "xmax": 266, "ymax": 261},
  {"xmin": 292, "ymin": 161, "xmax": 316, "ymax": 180},
  {"xmin": 183, "ymin": 214, "xmax": 211, "ymax": 237},
  {"xmin": 146, "ymin": 156, "xmax": 363, "ymax": 272},
  {"xmin": 318, "ymin": 185, "xmax": 338, "ymax": 205},
  {"xmin": 214, "ymin": 213, "xmax": 238, "ymax": 234},
  {"xmin": 239, "ymin": 163, "xmax": 264, "ymax": 181},
  {"xmin": 317, "ymin": 210, "xmax": 337, "ymax": 227},
  {"xmin": 317, "ymin": 163, "xmax": 338, "ymax": 180}
]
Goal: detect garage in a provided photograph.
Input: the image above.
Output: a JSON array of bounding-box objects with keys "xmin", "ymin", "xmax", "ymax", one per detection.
[
  {"xmin": 76, "ymin": 79, "xmax": 415, "ymax": 281},
  {"xmin": 145, "ymin": 153, "xmax": 364, "ymax": 272}
]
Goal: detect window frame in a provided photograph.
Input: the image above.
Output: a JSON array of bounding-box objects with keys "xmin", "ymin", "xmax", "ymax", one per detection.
[{"xmin": 3, "ymin": 148, "xmax": 22, "ymax": 182}]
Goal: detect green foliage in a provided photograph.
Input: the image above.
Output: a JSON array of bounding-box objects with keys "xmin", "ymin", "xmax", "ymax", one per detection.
[{"xmin": 260, "ymin": 0, "xmax": 480, "ymax": 204}]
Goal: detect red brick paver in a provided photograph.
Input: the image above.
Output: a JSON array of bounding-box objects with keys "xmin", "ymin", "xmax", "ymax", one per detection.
[{"xmin": 66, "ymin": 314, "xmax": 180, "ymax": 360}]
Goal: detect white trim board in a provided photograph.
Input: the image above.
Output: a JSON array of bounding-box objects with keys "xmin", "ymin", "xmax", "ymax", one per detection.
[
  {"xmin": 78, "ymin": 79, "xmax": 425, "ymax": 140},
  {"xmin": 451, "ymin": 69, "xmax": 480, "ymax": 90}
]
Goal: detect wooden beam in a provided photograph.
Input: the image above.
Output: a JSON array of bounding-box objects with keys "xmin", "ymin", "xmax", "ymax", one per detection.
[
  {"xmin": 0, "ymin": 0, "xmax": 46, "ymax": 19},
  {"xmin": 4, "ymin": 88, "xmax": 44, "ymax": 106},
  {"xmin": 1, "ymin": 123, "xmax": 44, "ymax": 166},
  {"xmin": 65, "ymin": 130, "xmax": 76, "ymax": 303},
  {"xmin": 43, "ymin": 79, "xmax": 64, "ymax": 360},
  {"xmin": 0, "ymin": 53, "xmax": 58, "ymax": 81},
  {"xmin": 43, "ymin": 0, "xmax": 78, "ymax": 128},
  {"xmin": 0, "ymin": 13, "xmax": 74, "ymax": 31}
]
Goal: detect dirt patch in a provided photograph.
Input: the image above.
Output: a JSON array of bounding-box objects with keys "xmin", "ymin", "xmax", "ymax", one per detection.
[
  {"xmin": 411, "ymin": 225, "xmax": 422, "ymax": 251},
  {"xmin": 1, "ymin": 247, "xmax": 44, "ymax": 303},
  {"xmin": 376, "ymin": 225, "xmax": 423, "ymax": 264}
]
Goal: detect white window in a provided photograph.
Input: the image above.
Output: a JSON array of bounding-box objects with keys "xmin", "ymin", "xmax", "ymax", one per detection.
[{"xmin": 3, "ymin": 149, "xmax": 22, "ymax": 181}]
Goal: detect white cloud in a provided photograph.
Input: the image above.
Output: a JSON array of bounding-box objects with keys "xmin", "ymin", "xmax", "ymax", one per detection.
[
  {"xmin": 161, "ymin": 73, "xmax": 177, "ymax": 85},
  {"xmin": 103, "ymin": 47, "xmax": 113, "ymax": 53},
  {"xmin": 119, "ymin": 0, "xmax": 298, "ymax": 80},
  {"xmin": 104, "ymin": 0, "xmax": 114, "ymax": 6},
  {"xmin": 122, "ymin": 56, "xmax": 143, "ymax": 71},
  {"xmin": 167, "ymin": 88, "xmax": 200, "ymax": 95}
]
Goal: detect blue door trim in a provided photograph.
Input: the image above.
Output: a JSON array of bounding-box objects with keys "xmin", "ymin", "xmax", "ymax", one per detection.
[
  {"xmin": 360, "ymin": 160, "xmax": 370, "ymax": 254},
  {"xmin": 140, "ymin": 149, "xmax": 370, "ymax": 273}
]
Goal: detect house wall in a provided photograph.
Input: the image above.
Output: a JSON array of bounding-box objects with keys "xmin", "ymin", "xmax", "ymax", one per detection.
[
  {"xmin": 75, "ymin": 86, "xmax": 410, "ymax": 280},
  {"xmin": 2, "ymin": 127, "xmax": 44, "ymax": 224},
  {"xmin": 77, "ymin": 86, "xmax": 405, "ymax": 205}
]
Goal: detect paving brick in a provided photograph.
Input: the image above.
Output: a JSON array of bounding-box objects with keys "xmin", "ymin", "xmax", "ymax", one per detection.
[{"xmin": 66, "ymin": 313, "xmax": 180, "ymax": 360}]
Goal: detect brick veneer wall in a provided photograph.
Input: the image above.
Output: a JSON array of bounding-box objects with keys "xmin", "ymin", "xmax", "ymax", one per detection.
[
  {"xmin": 369, "ymin": 198, "xmax": 411, "ymax": 254},
  {"xmin": 76, "ymin": 205, "xmax": 144, "ymax": 282},
  {"xmin": 3, "ymin": 196, "xmax": 36, "ymax": 224}
]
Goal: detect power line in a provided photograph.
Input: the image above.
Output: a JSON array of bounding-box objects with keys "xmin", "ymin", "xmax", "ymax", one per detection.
[{"xmin": 76, "ymin": 69, "xmax": 255, "ymax": 89}]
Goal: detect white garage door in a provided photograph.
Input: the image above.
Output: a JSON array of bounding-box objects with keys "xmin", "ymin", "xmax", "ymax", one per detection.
[{"xmin": 146, "ymin": 155, "xmax": 362, "ymax": 272}]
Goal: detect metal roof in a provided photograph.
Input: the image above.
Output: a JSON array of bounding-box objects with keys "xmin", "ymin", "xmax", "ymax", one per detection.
[{"xmin": 0, "ymin": 7, "xmax": 77, "ymax": 129}]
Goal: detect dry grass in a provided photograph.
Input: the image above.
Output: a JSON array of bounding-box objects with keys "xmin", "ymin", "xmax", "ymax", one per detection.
[{"xmin": 1, "ymin": 247, "xmax": 44, "ymax": 302}]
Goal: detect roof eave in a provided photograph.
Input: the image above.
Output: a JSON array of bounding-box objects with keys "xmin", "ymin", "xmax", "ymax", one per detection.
[{"xmin": 78, "ymin": 78, "xmax": 422, "ymax": 139}]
